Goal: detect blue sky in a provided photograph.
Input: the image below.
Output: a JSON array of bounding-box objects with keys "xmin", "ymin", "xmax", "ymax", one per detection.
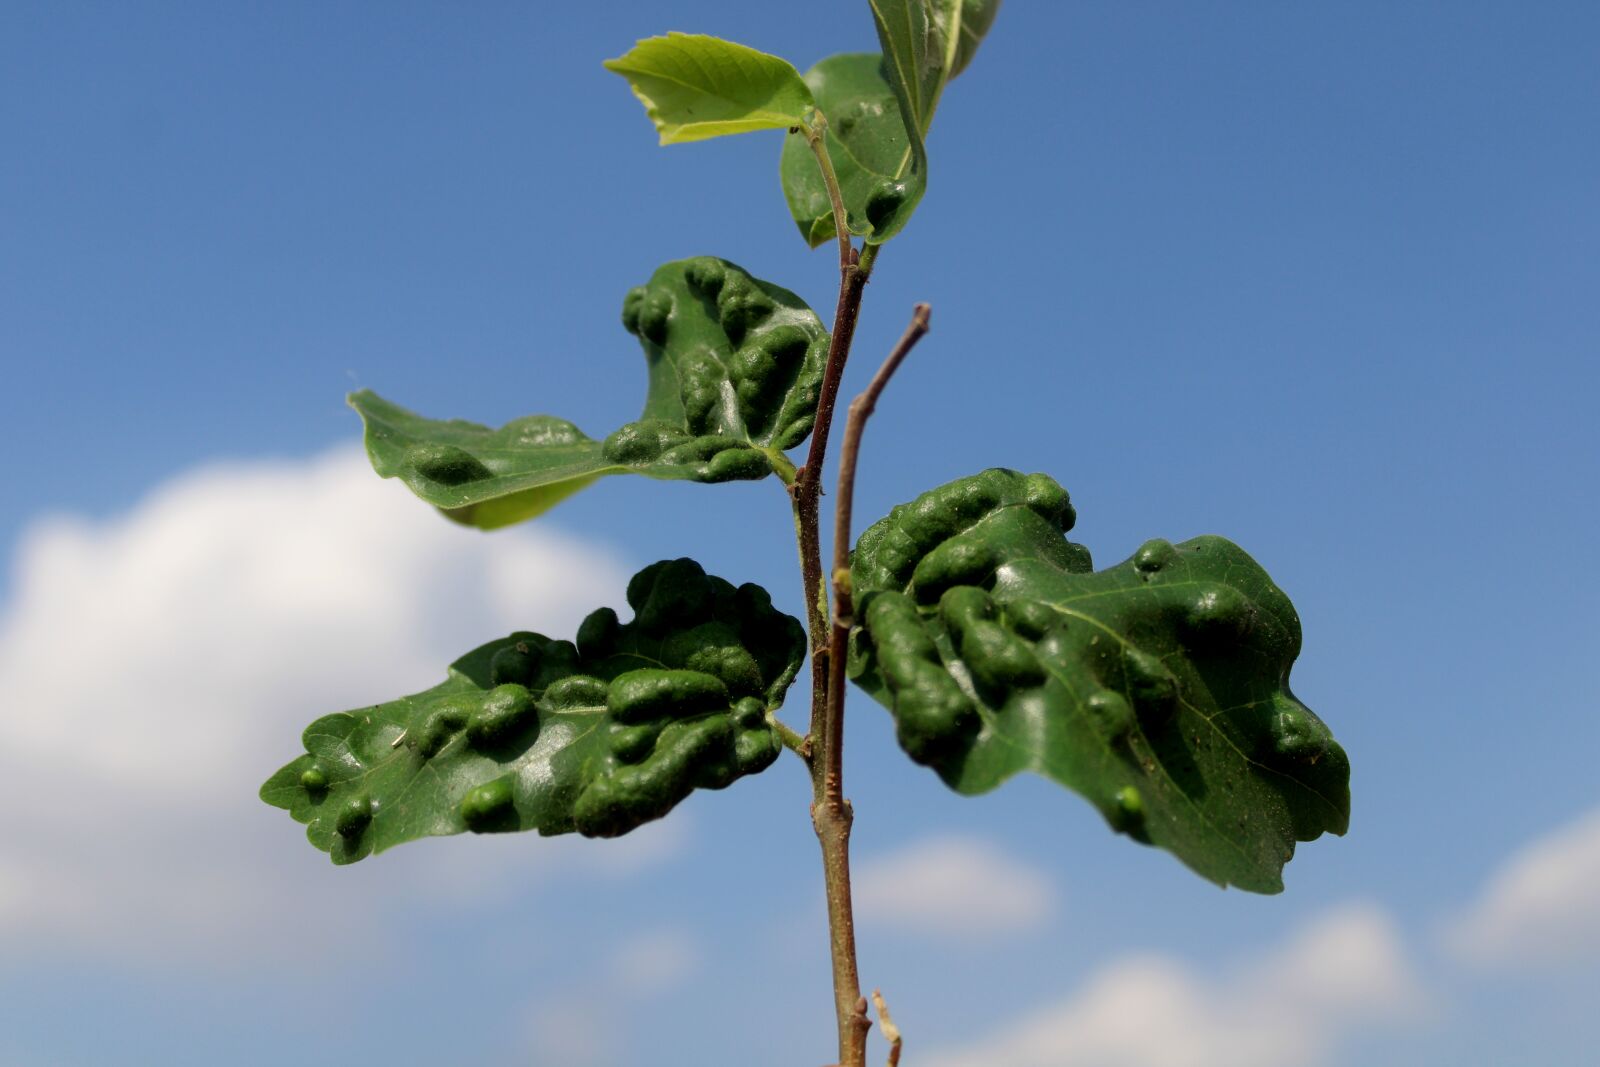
[{"xmin": 2, "ymin": 3, "xmax": 1597, "ymax": 1065}]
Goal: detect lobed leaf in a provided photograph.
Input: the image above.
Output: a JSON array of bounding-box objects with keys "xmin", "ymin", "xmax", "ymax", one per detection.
[
  {"xmin": 353, "ymin": 257, "xmax": 828, "ymax": 529},
  {"xmin": 604, "ymin": 33, "xmax": 814, "ymax": 144},
  {"xmin": 847, "ymin": 469, "xmax": 1349, "ymax": 893},
  {"xmin": 261, "ymin": 559, "xmax": 806, "ymax": 864},
  {"xmin": 780, "ymin": 2, "xmax": 1001, "ymax": 247}
]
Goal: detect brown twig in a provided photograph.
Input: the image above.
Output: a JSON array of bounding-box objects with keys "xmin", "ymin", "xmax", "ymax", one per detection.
[
  {"xmin": 808, "ymin": 304, "xmax": 931, "ymax": 1067},
  {"xmin": 872, "ymin": 989, "xmax": 904, "ymax": 1067}
]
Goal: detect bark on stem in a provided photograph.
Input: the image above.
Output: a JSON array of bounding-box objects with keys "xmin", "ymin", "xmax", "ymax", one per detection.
[{"xmin": 815, "ymin": 304, "xmax": 932, "ymax": 1067}]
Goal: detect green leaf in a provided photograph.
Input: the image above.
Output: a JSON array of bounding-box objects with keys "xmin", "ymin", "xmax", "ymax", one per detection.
[
  {"xmin": 779, "ymin": 54, "xmax": 925, "ymax": 247},
  {"xmin": 778, "ymin": 3, "xmax": 1000, "ymax": 247},
  {"xmin": 869, "ymin": 0, "xmax": 1001, "ymax": 134},
  {"xmin": 353, "ymin": 257, "xmax": 828, "ymax": 529},
  {"xmin": 948, "ymin": 0, "xmax": 1002, "ymax": 79},
  {"xmin": 261, "ymin": 559, "xmax": 805, "ymax": 864},
  {"xmin": 604, "ymin": 33, "xmax": 814, "ymax": 144},
  {"xmin": 847, "ymin": 469, "xmax": 1349, "ymax": 893}
]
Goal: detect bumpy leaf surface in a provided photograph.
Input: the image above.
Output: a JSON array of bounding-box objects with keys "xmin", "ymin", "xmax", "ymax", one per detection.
[
  {"xmin": 780, "ymin": 2, "xmax": 1000, "ymax": 246},
  {"xmin": 604, "ymin": 33, "xmax": 814, "ymax": 144},
  {"xmin": 353, "ymin": 257, "xmax": 827, "ymax": 529},
  {"xmin": 262, "ymin": 559, "xmax": 805, "ymax": 864},
  {"xmin": 847, "ymin": 470, "xmax": 1349, "ymax": 893},
  {"xmin": 780, "ymin": 54, "xmax": 925, "ymax": 247}
]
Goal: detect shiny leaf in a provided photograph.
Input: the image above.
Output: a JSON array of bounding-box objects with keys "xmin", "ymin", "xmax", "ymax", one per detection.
[
  {"xmin": 780, "ymin": 2, "xmax": 1001, "ymax": 247},
  {"xmin": 867, "ymin": 0, "xmax": 1001, "ymax": 134},
  {"xmin": 353, "ymin": 257, "xmax": 827, "ymax": 529},
  {"xmin": 779, "ymin": 54, "xmax": 924, "ymax": 247},
  {"xmin": 847, "ymin": 469, "xmax": 1349, "ymax": 893},
  {"xmin": 604, "ymin": 33, "xmax": 814, "ymax": 144},
  {"xmin": 262, "ymin": 559, "xmax": 805, "ymax": 864}
]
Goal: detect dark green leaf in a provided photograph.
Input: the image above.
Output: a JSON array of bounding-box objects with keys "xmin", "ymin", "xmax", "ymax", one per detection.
[
  {"xmin": 261, "ymin": 559, "xmax": 805, "ymax": 864},
  {"xmin": 779, "ymin": 54, "xmax": 925, "ymax": 247},
  {"xmin": 604, "ymin": 33, "xmax": 814, "ymax": 144},
  {"xmin": 353, "ymin": 257, "xmax": 827, "ymax": 529},
  {"xmin": 847, "ymin": 469, "xmax": 1349, "ymax": 893}
]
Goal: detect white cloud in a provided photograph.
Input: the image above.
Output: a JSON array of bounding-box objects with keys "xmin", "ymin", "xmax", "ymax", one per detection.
[
  {"xmin": 521, "ymin": 926, "xmax": 703, "ymax": 1066},
  {"xmin": 925, "ymin": 903, "xmax": 1425, "ymax": 1067},
  {"xmin": 524, "ymin": 999, "xmax": 618, "ymax": 1067},
  {"xmin": 853, "ymin": 835, "xmax": 1056, "ymax": 938},
  {"xmin": 606, "ymin": 927, "xmax": 702, "ymax": 995},
  {"xmin": 0, "ymin": 447, "xmax": 675, "ymax": 960},
  {"xmin": 1444, "ymin": 807, "xmax": 1600, "ymax": 969}
]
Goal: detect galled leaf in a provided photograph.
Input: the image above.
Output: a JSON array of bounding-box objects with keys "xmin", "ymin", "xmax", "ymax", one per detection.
[
  {"xmin": 353, "ymin": 256, "xmax": 827, "ymax": 529},
  {"xmin": 779, "ymin": 54, "xmax": 924, "ymax": 247},
  {"xmin": 261, "ymin": 559, "xmax": 805, "ymax": 864},
  {"xmin": 780, "ymin": 2, "xmax": 1001, "ymax": 246},
  {"xmin": 604, "ymin": 33, "xmax": 814, "ymax": 144},
  {"xmin": 847, "ymin": 469, "xmax": 1349, "ymax": 893}
]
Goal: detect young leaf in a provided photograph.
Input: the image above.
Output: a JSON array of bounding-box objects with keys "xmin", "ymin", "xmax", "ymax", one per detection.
[
  {"xmin": 605, "ymin": 33, "xmax": 814, "ymax": 144},
  {"xmin": 353, "ymin": 257, "xmax": 828, "ymax": 529},
  {"xmin": 261, "ymin": 559, "xmax": 805, "ymax": 864},
  {"xmin": 868, "ymin": 0, "xmax": 1001, "ymax": 133},
  {"xmin": 847, "ymin": 469, "xmax": 1349, "ymax": 894},
  {"xmin": 778, "ymin": 3, "xmax": 1001, "ymax": 247},
  {"xmin": 779, "ymin": 54, "xmax": 925, "ymax": 247}
]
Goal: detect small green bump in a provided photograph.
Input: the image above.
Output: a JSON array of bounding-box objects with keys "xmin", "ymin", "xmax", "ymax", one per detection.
[
  {"xmin": 490, "ymin": 641, "xmax": 538, "ymax": 687},
  {"xmin": 1021, "ymin": 473, "xmax": 1075, "ymax": 530},
  {"xmin": 505, "ymin": 414, "xmax": 586, "ymax": 448},
  {"xmin": 467, "ymin": 684, "xmax": 538, "ymax": 746},
  {"xmin": 683, "ymin": 643, "xmax": 763, "ymax": 698},
  {"xmin": 609, "ymin": 722, "xmax": 658, "ymax": 764},
  {"xmin": 1085, "ymin": 690, "xmax": 1136, "ymax": 738},
  {"xmin": 629, "ymin": 558, "xmax": 714, "ymax": 632},
  {"xmin": 683, "ymin": 257, "xmax": 727, "ymax": 295},
  {"xmin": 621, "ymin": 286, "xmax": 646, "ymax": 334},
  {"xmin": 299, "ymin": 767, "xmax": 327, "ymax": 793},
  {"xmin": 1003, "ymin": 599, "xmax": 1058, "ymax": 641},
  {"xmin": 1184, "ymin": 586, "xmax": 1253, "ymax": 642},
  {"xmin": 865, "ymin": 179, "xmax": 906, "ymax": 232},
  {"xmin": 607, "ymin": 669, "xmax": 730, "ymax": 725},
  {"xmin": 913, "ymin": 537, "xmax": 998, "ymax": 603},
  {"xmin": 704, "ymin": 447, "xmax": 770, "ymax": 482},
  {"xmin": 638, "ymin": 289, "xmax": 673, "ymax": 344},
  {"xmin": 543, "ymin": 675, "xmax": 608, "ymax": 710},
  {"xmin": 1123, "ymin": 649, "xmax": 1178, "ymax": 720},
  {"xmin": 418, "ymin": 702, "xmax": 471, "ymax": 758},
  {"xmin": 460, "ymin": 777, "xmax": 515, "ymax": 831},
  {"xmin": 577, "ymin": 607, "xmax": 620, "ymax": 660},
  {"xmin": 1134, "ymin": 538, "xmax": 1178, "ymax": 574},
  {"xmin": 1271, "ymin": 702, "xmax": 1330, "ymax": 763},
  {"xmin": 1110, "ymin": 786, "xmax": 1146, "ymax": 836},
  {"xmin": 335, "ymin": 795, "xmax": 373, "ymax": 838},
  {"xmin": 406, "ymin": 443, "xmax": 491, "ymax": 486},
  {"xmin": 732, "ymin": 696, "xmax": 766, "ymax": 729},
  {"xmin": 602, "ymin": 420, "xmax": 687, "ymax": 465},
  {"xmin": 716, "ymin": 283, "xmax": 775, "ymax": 342},
  {"xmin": 734, "ymin": 723, "xmax": 781, "ymax": 772}
]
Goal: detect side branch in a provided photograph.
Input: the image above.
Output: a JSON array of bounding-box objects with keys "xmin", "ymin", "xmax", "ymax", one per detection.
[
  {"xmin": 796, "ymin": 261, "xmax": 867, "ymax": 750},
  {"xmin": 829, "ymin": 301, "xmax": 932, "ymax": 641}
]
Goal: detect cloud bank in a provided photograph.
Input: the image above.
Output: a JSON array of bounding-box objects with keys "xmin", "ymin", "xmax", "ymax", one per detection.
[
  {"xmin": 1445, "ymin": 806, "xmax": 1600, "ymax": 969},
  {"xmin": 854, "ymin": 835, "xmax": 1056, "ymax": 939},
  {"xmin": 0, "ymin": 448, "xmax": 667, "ymax": 961},
  {"xmin": 925, "ymin": 903, "xmax": 1424, "ymax": 1067}
]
